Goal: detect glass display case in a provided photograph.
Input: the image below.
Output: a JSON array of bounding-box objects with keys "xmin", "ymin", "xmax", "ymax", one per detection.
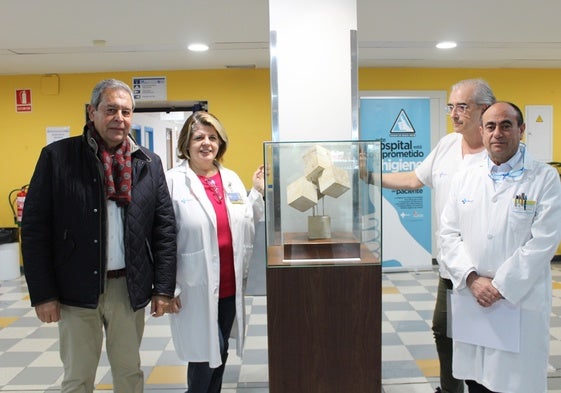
[
  {"xmin": 265, "ymin": 140, "xmax": 383, "ymax": 392},
  {"xmin": 264, "ymin": 140, "xmax": 382, "ymax": 267}
]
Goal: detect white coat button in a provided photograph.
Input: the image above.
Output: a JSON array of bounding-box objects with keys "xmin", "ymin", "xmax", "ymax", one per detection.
[
  {"xmin": 487, "ymin": 234, "xmax": 493, "ymax": 239},
  {"xmin": 492, "ymin": 196, "xmax": 498, "ymax": 202}
]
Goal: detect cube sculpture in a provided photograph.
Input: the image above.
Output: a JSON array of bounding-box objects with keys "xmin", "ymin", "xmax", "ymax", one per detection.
[
  {"xmin": 303, "ymin": 145, "xmax": 332, "ymax": 182},
  {"xmin": 287, "ymin": 145, "xmax": 351, "ymax": 239},
  {"xmin": 318, "ymin": 165, "xmax": 350, "ymax": 198},
  {"xmin": 287, "ymin": 176, "xmax": 318, "ymax": 212}
]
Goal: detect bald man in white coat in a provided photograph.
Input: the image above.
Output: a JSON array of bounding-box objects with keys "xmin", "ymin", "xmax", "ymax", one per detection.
[{"xmin": 440, "ymin": 102, "xmax": 561, "ymax": 392}]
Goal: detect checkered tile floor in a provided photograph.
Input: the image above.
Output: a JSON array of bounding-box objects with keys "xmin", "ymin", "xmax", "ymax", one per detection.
[{"xmin": 1, "ymin": 264, "xmax": 561, "ymax": 392}]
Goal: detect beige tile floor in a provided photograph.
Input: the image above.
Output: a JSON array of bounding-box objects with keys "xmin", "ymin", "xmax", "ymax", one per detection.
[{"xmin": 1, "ymin": 264, "xmax": 561, "ymax": 392}]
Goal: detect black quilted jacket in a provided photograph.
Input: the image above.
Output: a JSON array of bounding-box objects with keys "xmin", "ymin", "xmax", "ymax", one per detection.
[{"xmin": 21, "ymin": 126, "xmax": 177, "ymax": 311}]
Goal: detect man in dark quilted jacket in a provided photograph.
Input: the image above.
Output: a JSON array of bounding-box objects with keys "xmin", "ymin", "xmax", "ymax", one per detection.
[{"xmin": 21, "ymin": 79, "xmax": 177, "ymax": 393}]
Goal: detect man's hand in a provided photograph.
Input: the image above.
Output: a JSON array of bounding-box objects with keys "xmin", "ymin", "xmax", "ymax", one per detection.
[
  {"xmin": 150, "ymin": 295, "xmax": 171, "ymax": 317},
  {"xmin": 35, "ymin": 300, "xmax": 61, "ymax": 323},
  {"xmin": 358, "ymin": 148, "xmax": 369, "ymax": 183},
  {"xmin": 466, "ymin": 272, "xmax": 503, "ymax": 307}
]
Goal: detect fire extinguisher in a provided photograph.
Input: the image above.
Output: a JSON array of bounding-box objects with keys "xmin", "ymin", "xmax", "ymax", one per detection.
[{"xmin": 9, "ymin": 185, "xmax": 29, "ymax": 227}]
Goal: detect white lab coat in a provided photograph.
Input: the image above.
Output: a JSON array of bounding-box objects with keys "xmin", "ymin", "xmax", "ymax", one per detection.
[
  {"xmin": 166, "ymin": 161, "xmax": 263, "ymax": 368},
  {"xmin": 414, "ymin": 132, "xmax": 487, "ymax": 278},
  {"xmin": 440, "ymin": 149, "xmax": 561, "ymax": 392}
]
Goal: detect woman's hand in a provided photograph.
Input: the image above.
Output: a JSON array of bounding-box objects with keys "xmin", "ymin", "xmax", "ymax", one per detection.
[
  {"xmin": 252, "ymin": 164, "xmax": 265, "ymax": 195},
  {"xmin": 167, "ymin": 296, "xmax": 182, "ymax": 313}
]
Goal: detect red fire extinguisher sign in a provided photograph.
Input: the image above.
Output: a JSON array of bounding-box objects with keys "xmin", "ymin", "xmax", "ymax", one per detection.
[{"xmin": 16, "ymin": 89, "xmax": 32, "ymax": 112}]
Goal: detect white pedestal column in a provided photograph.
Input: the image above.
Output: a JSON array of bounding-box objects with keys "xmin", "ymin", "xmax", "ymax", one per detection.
[{"xmin": 269, "ymin": 0, "xmax": 358, "ymax": 142}]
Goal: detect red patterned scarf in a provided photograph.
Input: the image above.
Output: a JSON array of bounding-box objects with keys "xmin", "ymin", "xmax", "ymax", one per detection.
[{"xmin": 88, "ymin": 122, "xmax": 132, "ymax": 206}]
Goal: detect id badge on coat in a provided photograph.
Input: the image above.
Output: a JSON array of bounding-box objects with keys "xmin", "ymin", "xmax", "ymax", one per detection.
[{"xmin": 227, "ymin": 192, "xmax": 244, "ymax": 204}]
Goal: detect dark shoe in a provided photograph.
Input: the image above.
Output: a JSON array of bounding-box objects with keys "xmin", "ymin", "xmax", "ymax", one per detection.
[{"xmin": 434, "ymin": 388, "xmax": 442, "ymax": 393}]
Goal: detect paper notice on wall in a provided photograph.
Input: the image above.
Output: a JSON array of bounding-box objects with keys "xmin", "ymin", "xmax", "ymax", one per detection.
[{"xmin": 46, "ymin": 126, "xmax": 70, "ymax": 145}]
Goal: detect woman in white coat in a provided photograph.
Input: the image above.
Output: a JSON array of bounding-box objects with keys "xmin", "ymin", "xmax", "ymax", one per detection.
[{"xmin": 166, "ymin": 111, "xmax": 264, "ymax": 393}]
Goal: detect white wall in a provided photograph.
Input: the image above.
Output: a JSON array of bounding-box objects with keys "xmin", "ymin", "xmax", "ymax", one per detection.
[{"xmin": 132, "ymin": 112, "xmax": 187, "ymax": 169}]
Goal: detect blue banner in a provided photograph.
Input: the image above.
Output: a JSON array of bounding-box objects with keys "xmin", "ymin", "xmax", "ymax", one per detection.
[{"xmin": 360, "ymin": 97, "xmax": 432, "ymax": 270}]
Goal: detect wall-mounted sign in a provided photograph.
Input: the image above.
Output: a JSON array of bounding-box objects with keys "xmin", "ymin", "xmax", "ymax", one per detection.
[
  {"xmin": 16, "ymin": 89, "xmax": 32, "ymax": 112},
  {"xmin": 132, "ymin": 77, "xmax": 167, "ymax": 101}
]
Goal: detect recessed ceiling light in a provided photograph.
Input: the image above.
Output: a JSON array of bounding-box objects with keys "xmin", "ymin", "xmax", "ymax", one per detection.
[
  {"xmin": 188, "ymin": 43, "xmax": 209, "ymax": 52},
  {"xmin": 436, "ymin": 41, "xmax": 457, "ymax": 49}
]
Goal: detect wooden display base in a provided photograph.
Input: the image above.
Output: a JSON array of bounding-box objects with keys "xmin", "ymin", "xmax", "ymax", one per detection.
[
  {"xmin": 283, "ymin": 231, "xmax": 360, "ymax": 262},
  {"xmin": 266, "ymin": 245, "xmax": 381, "ymax": 392},
  {"xmin": 267, "ymin": 232, "xmax": 379, "ymax": 265}
]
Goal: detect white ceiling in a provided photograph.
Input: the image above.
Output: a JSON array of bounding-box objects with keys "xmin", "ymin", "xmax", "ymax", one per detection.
[{"xmin": 2, "ymin": 0, "xmax": 561, "ymax": 75}]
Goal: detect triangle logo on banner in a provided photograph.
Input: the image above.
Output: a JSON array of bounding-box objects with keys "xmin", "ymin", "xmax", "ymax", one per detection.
[{"xmin": 390, "ymin": 109, "xmax": 415, "ymax": 135}]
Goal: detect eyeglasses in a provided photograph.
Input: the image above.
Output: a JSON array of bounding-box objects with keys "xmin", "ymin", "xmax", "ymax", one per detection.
[
  {"xmin": 488, "ymin": 166, "xmax": 525, "ymax": 181},
  {"xmin": 202, "ymin": 177, "xmax": 223, "ymax": 203},
  {"xmin": 488, "ymin": 144, "xmax": 526, "ymax": 181},
  {"xmin": 445, "ymin": 103, "xmax": 469, "ymax": 115}
]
